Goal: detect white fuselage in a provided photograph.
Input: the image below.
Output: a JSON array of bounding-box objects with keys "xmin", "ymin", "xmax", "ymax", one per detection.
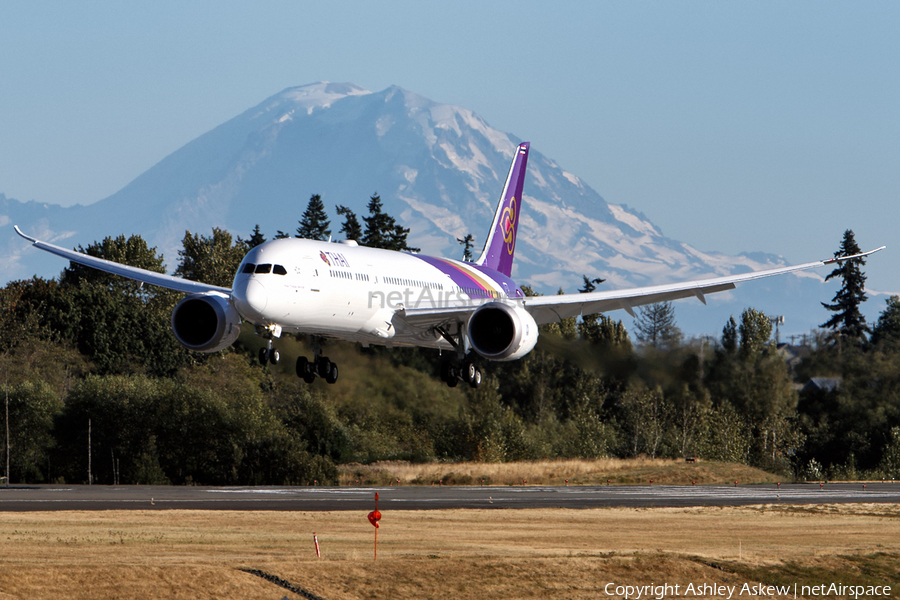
[{"xmin": 230, "ymin": 237, "xmax": 523, "ymax": 348}]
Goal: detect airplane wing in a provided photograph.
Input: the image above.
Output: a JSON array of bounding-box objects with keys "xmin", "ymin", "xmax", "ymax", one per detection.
[
  {"xmin": 523, "ymin": 247, "xmax": 885, "ymax": 325},
  {"xmin": 15, "ymin": 226, "xmax": 231, "ymax": 295}
]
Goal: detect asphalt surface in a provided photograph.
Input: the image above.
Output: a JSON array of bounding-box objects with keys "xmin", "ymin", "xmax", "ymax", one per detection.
[{"xmin": 0, "ymin": 482, "xmax": 898, "ymax": 511}]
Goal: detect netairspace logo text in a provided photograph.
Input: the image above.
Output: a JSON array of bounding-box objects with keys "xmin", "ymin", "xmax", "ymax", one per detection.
[{"xmin": 603, "ymin": 582, "xmax": 892, "ymax": 599}]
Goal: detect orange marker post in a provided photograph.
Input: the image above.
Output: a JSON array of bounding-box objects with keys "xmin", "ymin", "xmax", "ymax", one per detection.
[{"xmin": 367, "ymin": 492, "xmax": 382, "ymax": 560}]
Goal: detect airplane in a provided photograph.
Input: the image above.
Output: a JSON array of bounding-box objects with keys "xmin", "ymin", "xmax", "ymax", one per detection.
[{"xmin": 15, "ymin": 142, "xmax": 883, "ymax": 388}]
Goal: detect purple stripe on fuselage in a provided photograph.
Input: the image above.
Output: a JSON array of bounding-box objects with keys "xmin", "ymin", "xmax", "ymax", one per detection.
[{"xmin": 415, "ymin": 254, "xmax": 524, "ymax": 299}]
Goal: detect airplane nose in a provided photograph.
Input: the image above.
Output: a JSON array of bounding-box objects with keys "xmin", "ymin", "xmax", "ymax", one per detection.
[{"xmin": 234, "ymin": 279, "xmax": 268, "ymax": 318}]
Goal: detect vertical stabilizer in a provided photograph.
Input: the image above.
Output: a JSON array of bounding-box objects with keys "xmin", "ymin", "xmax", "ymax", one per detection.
[{"xmin": 474, "ymin": 142, "xmax": 529, "ymax": 277}]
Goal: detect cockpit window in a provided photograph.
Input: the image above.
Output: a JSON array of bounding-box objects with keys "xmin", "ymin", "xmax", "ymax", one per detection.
[
  {"xmin": 273, "ymin": 265, "xmax": 288, "ymax": 275},
  {"xmin": 242, "ymin": 263, "xmax": 256, "ymax": 274},
  {"xmin": 255, "ymin": 264, "xmax": 272, "ymax": 274}
]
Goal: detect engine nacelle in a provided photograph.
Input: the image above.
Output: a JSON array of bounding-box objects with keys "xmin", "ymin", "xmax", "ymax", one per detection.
[
  {"xmin": 171, "ymin": 292, "xmax": 242, "ymax": 353},
  {"xmin": 467, "ymin": 302, "xmax": 539, "ymax": 361}
]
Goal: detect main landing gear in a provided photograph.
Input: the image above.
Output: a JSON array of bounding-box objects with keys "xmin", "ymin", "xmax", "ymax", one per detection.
[
  {"xmin": 296, "ymin": 354, "xmax": 338, "ymax": 385},
  {"xmin": 440, "ymin": 357, "xmax": 482, "ymax": 389},
  {"xmin": 433, "ymin": 325, "xmax": 483, "ymax": 389}
]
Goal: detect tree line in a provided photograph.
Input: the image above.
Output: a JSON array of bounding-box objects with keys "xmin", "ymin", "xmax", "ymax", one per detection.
[{"xmin": 2, "ymin": 196, "xmax": 898, "ymax": 485}]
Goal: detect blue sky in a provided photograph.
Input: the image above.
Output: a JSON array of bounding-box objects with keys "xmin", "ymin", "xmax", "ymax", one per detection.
[{"xmin": 2, "ymin": 2, "xmax": 898, "ymax": 294}]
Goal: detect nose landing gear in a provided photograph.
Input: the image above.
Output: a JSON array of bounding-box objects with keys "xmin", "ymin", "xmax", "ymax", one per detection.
[{"xmin": 259, "ymin": 341, "xmax": 280, "ymax": 365}]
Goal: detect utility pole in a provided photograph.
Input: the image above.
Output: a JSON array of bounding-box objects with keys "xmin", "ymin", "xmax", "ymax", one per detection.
[
  {"xmin": 768, "ymin": 315, "xmax": 785, "ymax": 345},
  {"xmin": 88, "ymin": 418, "xmax": 92, "ymax": 486},
  {"xmin": 5, "ymin": 356, "xmax": 9, "ymax": 488},
  {"xmin": 5, "ymin": 380, "xmax": 9, "ymax": 488}
]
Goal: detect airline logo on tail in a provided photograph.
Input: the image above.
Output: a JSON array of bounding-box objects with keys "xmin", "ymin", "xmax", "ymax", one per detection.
[{"xmin": 502, "ymin": 197, "xmax": 517, "ymax": 255}]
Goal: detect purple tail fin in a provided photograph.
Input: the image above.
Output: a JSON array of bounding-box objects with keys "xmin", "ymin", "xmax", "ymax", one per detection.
[{"xmin": 474, "ymin": 142, "xmax": 529, "ymax": 277}]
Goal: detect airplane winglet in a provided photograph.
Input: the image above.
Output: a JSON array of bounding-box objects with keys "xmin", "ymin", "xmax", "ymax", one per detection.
[
  {"xmin": 822, "ymin": 246, "xmax": 886, "ymax": 264},
  {"xmin": 14, "ymin": 225, "xmax": 37, "ymax": 244}
]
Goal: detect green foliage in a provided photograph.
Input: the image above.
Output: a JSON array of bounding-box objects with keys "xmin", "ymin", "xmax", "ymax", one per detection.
[
  {"xmin": 821, "ymin": 229, "xmax": 870, "ymax": 345},
  {"xmin": 336, "ymin": 205, "xmax": 362, "ymax": 242},
  {"xmin": 579, "ymin": 315, "xmax": 632, "ymax": 351},
  {"xmin": 878, "ymin": 427, "xmax": 900, "ymax": 479},
  {"xmin": 457, "ymin": 233, "xmax": 475, "ymax": 261},
  {"xmin": 239, "ymin": 225, "xmax": 267, "ymax": 249},
  {"xmin": 176, "ymin": 228, "xmax": 247, "ymax": 287},
  {"xmin": 3, "ymin": 218, "xmax": 899, "ymax": 482},
  {"xmin": 52, "ymin": 373, "xmax": 334, "ymax": 485},
  {"xmin": 738, "ymin": 308, "xmax": 772, "ymax": 361},
  {"xmin": 60, "ymin": 234, "xmax": 167, "ymax": 292},
  {"xmin": 634, "ymin": 302, "xmax": 682, "ymax": 349},
  {"xmin": 361, "ymin": 193, "xmax": 419, "ymax": 252},
  {"xmin": 616, "ymin": 386, "xmax": 673, "ymax": 458},
  {"xmin": 3, "ymin": 235, "xmax": 186, "ymax": 377},
  {"xmin": 296, "ymin": 194, "xmax": 332, "ymax": 240},
  {"xmin": 870, "ymin": 295, "xmax": 900, "ymax": 349},
  {"xmin": 0, "ymin": 381, "xmax": 63, "ymax": 483}
]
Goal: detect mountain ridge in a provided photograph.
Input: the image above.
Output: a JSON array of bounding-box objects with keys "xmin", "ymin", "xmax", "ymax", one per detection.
[{"xmin": 2, "ymin": 82, "xmax": 861, "ymax": 335}]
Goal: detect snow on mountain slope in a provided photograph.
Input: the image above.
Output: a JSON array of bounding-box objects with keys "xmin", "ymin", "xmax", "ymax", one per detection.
[{"xmin": 2, "ymin": 82, "xmax": 864, "ymax": 335}]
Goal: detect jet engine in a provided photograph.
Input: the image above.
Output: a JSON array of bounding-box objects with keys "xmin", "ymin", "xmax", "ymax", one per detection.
[
  {"xmin": 467, "ymin": 302, "xmax": 538, "ymax": 361},
  {"xmin": 171, "ymin": 292, "xmax": 242, "ymax": 353}
]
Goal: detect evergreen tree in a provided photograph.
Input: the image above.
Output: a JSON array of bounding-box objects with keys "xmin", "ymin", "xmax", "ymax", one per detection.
[
  {"xmin": 579, "ymin": 315, "xmax": 632, "ymax": 350},
  {"xmin": 361, "ymin": 193, "xmax": 418, "ymax": 251},
  {"xmin": 821, "ymin": 229, "xmax": 870, "ymax": 345},
  {"xmin": 721, "ymin": 316, "xmax": 738, "ymax": 353},
  {"xmin": 870, "ymin": 296, "xmax": 900, "ymax": 349},
  {"xmin": 576, "ymin": 275, "xmax": 604, "ymax": 341},
  {"xmin": 336, "ymin": 205, "xmax": 362, "ymax": 241},
  {"xmin": 457, "ymin": 233, "xmax": 475, "ymax": 261},
  {"xmin": 575, "ymin": 275, "xmax": 630, "ymax": 350},
  {"xmin": 239, "ymin": 225, "xmax": 266, "ymax": 249},
  {"xmin": 296, "ymin": 194, "xmax": 331, "ymax": 240},
  {"xmin": 633, "ymin": 302, "xmax": 682, "ymax": 349}
]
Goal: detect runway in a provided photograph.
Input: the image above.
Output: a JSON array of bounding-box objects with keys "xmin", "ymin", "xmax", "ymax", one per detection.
[{"xmin": 1, "ymin": 482, "xmax": 898, "ymax": 511}]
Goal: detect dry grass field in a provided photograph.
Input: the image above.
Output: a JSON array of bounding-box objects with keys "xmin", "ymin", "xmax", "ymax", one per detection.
[
  {"xmin": 338, "ymin": 457, "xmax": 782, "ymax": 487},
  {"xmin": 0, "ymin": 503, "xmax": 897, "ymax": 599}
]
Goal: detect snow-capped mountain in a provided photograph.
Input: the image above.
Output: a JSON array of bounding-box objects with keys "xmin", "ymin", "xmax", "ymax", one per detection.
[{"xmin": 2, "ymin": 82, "xmax": 855, "ymax": 335}]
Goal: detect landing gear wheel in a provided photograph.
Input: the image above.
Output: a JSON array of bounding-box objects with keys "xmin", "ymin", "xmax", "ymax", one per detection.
[
  {"xmin": 440, "ymin": 360, "xmax": 453, "ymax": 383},
  {"xmin": 463, "ymin": 360, "xmax": 477, "ymax": 385},
  {"xmin": 316, "ymin": 356, "xmax": 333, "ymax": 378},
  {"xmin": 295, "ymin": 356, "xmax": 317, "ymax": 383},
  {"xmin": 469, "ymin": 367, "xmax": 482, "ymax": 389},
  {"xmin": 269, "ymin": 349, "xmax": 280, "ymax": 365},
  {"xmin": 259, "ymin": 347, "xmax": 269, "ymax": 365},
  {"xmin": 325, "ymin": 362, "xmax": 339, "ymax": 384},
  {"xmin": 446, "ymin": 364, "xmax": 459, "ymax": 387}
]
